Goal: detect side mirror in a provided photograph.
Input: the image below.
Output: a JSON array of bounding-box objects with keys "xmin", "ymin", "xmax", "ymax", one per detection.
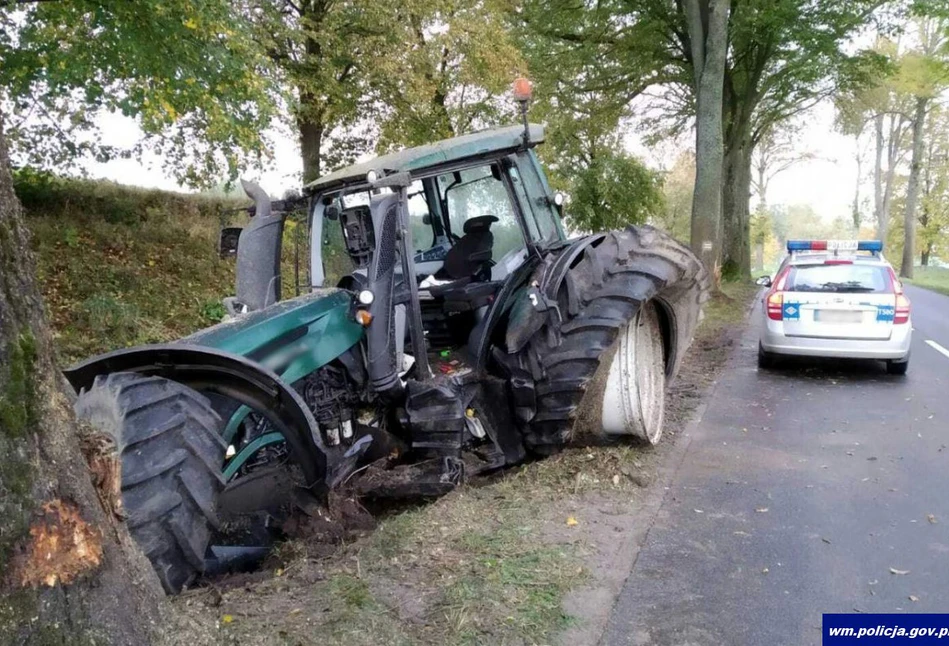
[
  {"xmin": 755, "ymin": 275, "xmax": 772, "ymax": 287},
  {"xmin": 219, "ymin": 227, "xmax": 242, "ymax": 259}
]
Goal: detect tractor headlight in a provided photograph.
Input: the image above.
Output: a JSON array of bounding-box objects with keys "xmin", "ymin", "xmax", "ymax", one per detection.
[
  {"xmin": 358, "ymin": 289, "xmax": 374, "ymax": 305},
  {"xmin": 366, "ymin": 169, "xmax": 379, "ymax": 184}
]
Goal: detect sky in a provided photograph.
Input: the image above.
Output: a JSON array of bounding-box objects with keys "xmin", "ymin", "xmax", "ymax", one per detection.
[{"xmin": 85, "ymin": 97, "xmax": 860, "ymax": 222}]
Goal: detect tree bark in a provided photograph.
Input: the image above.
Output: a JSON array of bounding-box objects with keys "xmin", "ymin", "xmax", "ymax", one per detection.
[
  {"xmin": 683, "ymin": 0, "xmax": 731, "ymax": 286},
  {"xmin": 873, "ymin": 114, "xmax": 884, "ymax": 237},
  {"xmin": 852, "ymin": 144, "xmax": 862, "ymax": 230},
  {"xmin": 880, "ymin": 113, "xmax": 904, "ymax": 245},
  {"xmin": 298, "ymin": 112, "xmax": 324, "ymax": 185},
  {"xmin": 721, "ymin": 129, "xmax": 752, "ymax": 280},
  {"xmin": 0, "ymin": 110, "xmax": 164, "ymax": 644},
  {"xmin": 900, "ymin": 96, "xmax": 928, "ymax": 279}
]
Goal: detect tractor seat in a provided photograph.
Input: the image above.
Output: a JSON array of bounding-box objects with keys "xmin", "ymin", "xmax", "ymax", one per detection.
[{"xmin": 435, "ymin": 215, "xmax": 498, "ymax": 280}]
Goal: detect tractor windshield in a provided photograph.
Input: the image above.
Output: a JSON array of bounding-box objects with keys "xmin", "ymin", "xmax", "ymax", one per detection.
[{"xmin": 440, "ymin": 165, "xmax": 525, "ymax": 261}]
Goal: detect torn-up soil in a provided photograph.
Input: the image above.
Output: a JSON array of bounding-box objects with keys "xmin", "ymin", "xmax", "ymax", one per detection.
[{"xmin": 167, "ymin": 283, "xmax": 759, "ymax": 646}]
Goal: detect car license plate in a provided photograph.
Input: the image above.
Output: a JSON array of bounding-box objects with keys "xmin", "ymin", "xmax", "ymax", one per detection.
[{"xmin": 815, "ymin": 310, "xmax": 862, "ymax": 324}]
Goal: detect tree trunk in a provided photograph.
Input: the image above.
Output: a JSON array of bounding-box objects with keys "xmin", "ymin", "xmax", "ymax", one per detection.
[
  {"xmin": 754, "ymin": 242, "xmax": 764, "ymax": 271},
  {"xmin": 900, "ymin": 96, "xmax": 927, "ymax": 279},
  {"xmin": 721, "ymin": 131, "xmax": 752, "ymax": 281},
  {"xmin": 299, "ymin": 113, "xmax": 324, "ymax": 185},
  {"xmin": 873, "ymin": 114, "xmax": 884, "ymax": 237},
  {"xmin": 683, "ymin": 0, "xmax": 731, "ymax": 286},
  {"xmin": 0, "ymin": 111, "xmax": 164, "ymax": 644},
  {"xmin": 852, "ymin": 142, "xmax": 862, "ymax": 230},
  {"xmin": 880, "ymin": 114, "xmax": 904, "ymax": 245},
  {"xmin": 921, "ymin": 244, "xmax": 931, "ymax": 266}
]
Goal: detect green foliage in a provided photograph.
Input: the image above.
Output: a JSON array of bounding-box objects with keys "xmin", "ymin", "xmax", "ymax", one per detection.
[
  {"xmin": 373, "ymin": 0, "xmax": 525, "ymax": 150},
  {"xmin": 17, "ymin": 174, "xmax": 245, "ymax": 362},
  {"xmin": 200, "ymin": 299, "xmax": 227, "ymax": 324},
  {"xmin": 566, "ymin": 149, "xmax": 663, "ymax": 233},
  {"xmin": 905, "ymin": 266, "xmax": 949, "ymax": 296},
  {"xmin": 1, "ymin": 0, "xmax": 277, "ymax": 186},
  {"xmin": 919, "ymin": 105, "xmax": 949, "ymax": 261},
  {"xmin": 654, "ymin": 152, "xmax": 694, "ymax": 243}
]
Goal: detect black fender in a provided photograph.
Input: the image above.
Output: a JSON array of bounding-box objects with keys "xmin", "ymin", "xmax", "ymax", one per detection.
[
  {"xmin": 503, "ymin": 231, "xmax": 687, "ymax": 376},
  {"xmin": 63, "ymin": 344, "xmax": 332, "ymax": 492},
  {"xmin": 504, "ymin": 234, "xmax": 606, "ymax": 355}
]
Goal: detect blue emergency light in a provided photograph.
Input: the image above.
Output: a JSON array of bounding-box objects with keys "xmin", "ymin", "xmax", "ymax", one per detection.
[{"xmin": 786, "ymin": 240, "xmax": 883, "ymax": 252}]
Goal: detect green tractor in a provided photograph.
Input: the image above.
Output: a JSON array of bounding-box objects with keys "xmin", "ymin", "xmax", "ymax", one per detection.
[{"xmin": 65, "ymin": 95, "xmax": 708, "ymax": 593}]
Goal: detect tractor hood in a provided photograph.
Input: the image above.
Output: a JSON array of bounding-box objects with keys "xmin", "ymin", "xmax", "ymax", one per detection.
[{"xmin": 184, "ymin": 289, "xmax": 364, "ymax": 377}]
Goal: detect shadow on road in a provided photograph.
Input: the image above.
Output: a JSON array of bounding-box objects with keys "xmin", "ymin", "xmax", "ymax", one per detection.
[{"xmin": 758, "ymin": 355, "xmax": 904, "ymax": 382}]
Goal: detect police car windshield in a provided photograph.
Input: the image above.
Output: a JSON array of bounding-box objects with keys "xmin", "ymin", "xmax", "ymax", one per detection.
[{"xmin": 786, "ymin": 264, "xmax": 890, "ymax": 294}]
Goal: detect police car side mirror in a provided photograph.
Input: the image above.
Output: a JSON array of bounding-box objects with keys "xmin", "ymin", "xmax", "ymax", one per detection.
[{"xmin": 755, "ymin": 275, "xmax": 772, "ymax": 287}]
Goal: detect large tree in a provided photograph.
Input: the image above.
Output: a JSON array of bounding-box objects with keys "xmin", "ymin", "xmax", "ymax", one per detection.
[
  {"xmin": 516, "ymin": 0, "xmax": 672, "ymax": 233},
  {"xmin": 682, "ymin": 0, "xmax": 731, "ymax": 282},
  {"xmin": 1, "ymin": 0, "xmax": 276, "ymax": 186},
  {"xmin": 919, "ymin": 105, "xmax": 949, "ymax": 265},
  {"xmin": 716, "ymin": 0, "xmax": 884, "ymax": 280},
  {"xmin": 896, "ymin": 16, "xmax": 948, "ymax": 278},
  {"xmin": 834, "ymin": 39, "xmax": 911, "ymax": 242},
  {"xmin": 0, "ymin": 109, "xmax": 165, "ymax": 645},
  {"xmin": 372, "ymin": 0, "xmax": 524, "ymax": 150}
]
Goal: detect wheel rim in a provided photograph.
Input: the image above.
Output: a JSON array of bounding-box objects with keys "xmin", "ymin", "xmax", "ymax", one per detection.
[{"xmin": 600, "ymin": 303, "xmax": 666, "ymax": 443}]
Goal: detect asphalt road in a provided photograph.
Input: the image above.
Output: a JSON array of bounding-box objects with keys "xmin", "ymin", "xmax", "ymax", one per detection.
[{"xmin": 601, "ymin": 284, "xmax": 949, "ymax": 646}]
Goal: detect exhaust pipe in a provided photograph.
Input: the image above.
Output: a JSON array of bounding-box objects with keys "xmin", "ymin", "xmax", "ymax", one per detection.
[
  {"xmin": 236, "ymin": 180, "xmax": 283, "ymax": 311},
  {"xmin": 365, "ymin": 192, "xmax": 403, "ymax": 400}
]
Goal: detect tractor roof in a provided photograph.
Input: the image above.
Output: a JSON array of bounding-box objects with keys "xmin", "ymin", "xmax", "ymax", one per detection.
[{"xmin": 303, "ymin": 124, "xmax": 544, "ymax": 193}]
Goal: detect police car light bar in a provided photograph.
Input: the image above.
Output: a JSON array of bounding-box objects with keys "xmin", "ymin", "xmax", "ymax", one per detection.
[{"xmin": 786, "ymin": 240, "xmax": 883, "ymax": 252}]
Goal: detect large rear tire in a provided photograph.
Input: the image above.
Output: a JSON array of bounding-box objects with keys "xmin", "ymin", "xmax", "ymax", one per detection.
[
  {"xmin": 75, "ymin": 373, "xmax": 226, "ymax": 593},
  {"xmin": 518, "ymin": 226, "xmax": 707, "ymax": 453}
]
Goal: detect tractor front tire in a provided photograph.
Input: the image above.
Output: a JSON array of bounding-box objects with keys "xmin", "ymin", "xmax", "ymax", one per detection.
[
  {"xmin": 75, "ymin": 373, "xmax": 226, "ymax": 593},
  {"xmin": 519, "ymin": 226, "xmax": 707, "ymax": 453}
]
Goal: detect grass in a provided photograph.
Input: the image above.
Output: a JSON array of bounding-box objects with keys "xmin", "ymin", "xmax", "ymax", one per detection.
[
  {"xmin": 904, "ymin": 266, "xmax": 949, "ymax": 297},
  {"xmin": 18, "ymin": 171, "xmax": 353, "ymax": 365}
]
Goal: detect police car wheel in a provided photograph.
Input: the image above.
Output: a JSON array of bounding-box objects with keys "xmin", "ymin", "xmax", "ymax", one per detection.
[
  {"xmin": 757, "ymin": 343, "xmax": 777, "ymax": 369},
  {"xmin": 886, "ymin": 358, "xmax": 908, "ymax": 376}
]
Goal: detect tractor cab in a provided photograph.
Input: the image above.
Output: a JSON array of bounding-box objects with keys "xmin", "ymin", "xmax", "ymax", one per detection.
[{"xmin": 305, "ymin": 123, "xmax": 566, "ymax": 381}]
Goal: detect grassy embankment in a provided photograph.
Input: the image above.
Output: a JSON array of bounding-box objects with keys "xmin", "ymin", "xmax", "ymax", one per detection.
[
  {"xmin": 904, "ymin": 266, "xmax": 949, "ymax": 297},
  {"xmin": 16, "ymin": 170, "xmax": 350, "ymax": 365},
  {"xmin": 20, "ymin": 172, "xmax": 759, "ymax": 645}
]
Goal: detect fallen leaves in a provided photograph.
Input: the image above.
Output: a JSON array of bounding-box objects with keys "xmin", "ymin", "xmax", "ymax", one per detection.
[
  {"xmin": 566, "ymin": 516, "xmax": 579, "ymax": 527},
  {"xmin": 755, "ymin": 507, "xmax": 769, "ymax": 513},
  {"xmin": 909, "ymin": 595, "xmax": 920, "ymax": 602},
  {"xmin": 928, "ymin": 514, "xmax": 937, "ymax": 524},
  {"xmin": 889, "ymin": 567, "xmax": 911, "ymax": 575}
]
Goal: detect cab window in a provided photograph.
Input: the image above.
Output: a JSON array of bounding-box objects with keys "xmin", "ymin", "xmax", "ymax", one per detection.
[
  {"xmin": 406, "ymin": 181, "xmax": 434, "ymax": 252},
  {"xmin": 439, "ymin": 166, "xmax": 525, "ymax": 261},
  {"xmin": 508, "ymin": 166, "xmax": 559, "ymax": 242}
]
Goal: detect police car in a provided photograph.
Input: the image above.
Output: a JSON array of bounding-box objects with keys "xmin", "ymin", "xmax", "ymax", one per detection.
[{"xmin": 757, "ymin": 240, "xmax": 911, "ymax": 374}]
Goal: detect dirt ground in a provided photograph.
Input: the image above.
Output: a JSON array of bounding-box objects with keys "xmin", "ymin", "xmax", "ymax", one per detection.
[{"xmin": 167, "ymin": 284, "xmax": 758, "ymax": 646}]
